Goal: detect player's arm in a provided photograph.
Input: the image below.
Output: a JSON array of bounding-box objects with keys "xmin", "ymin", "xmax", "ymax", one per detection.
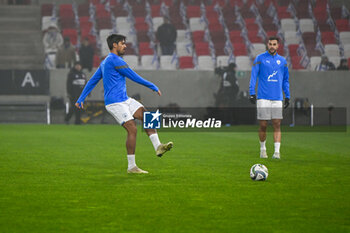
[
  {"xmin": 282, "ymin": 63, "xmax": 290, "ymax": 108},
  {"xmin": 116, "ymin": 63, "xmax": 160, "ymax": 93},
  {"xmin": 249, "ymin": 56, "xmax": 260, "ymax": 103},
  {"xmin": 75, "ymin": 67, "xmax": 102, "ymax": 108}
]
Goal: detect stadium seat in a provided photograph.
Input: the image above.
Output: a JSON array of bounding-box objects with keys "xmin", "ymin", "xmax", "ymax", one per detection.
[
  {"xmin": 151, "ymin": 5, "xmax": 161, "ymax": 17},
  {"xmin": 197, "ymin": 56, "xmax": 214, "ymax": 70},
  {"xmin": 251, "ymin": 43, "xmax": 266, "ymax": 58},
  {"xmin": 216, "ymin": 55, "xmax": 229, "ymax": 67},
  {"xmin": 309, "ymin": 56, "xmax": 321, "ymax": 70},
  {"xmin": 194, "ymin": 42, "xmax": 210, "ymax": 56},
  {"xmin": 189, "ymin": 17, "xmax": 206, "ymax": 31},
  {"xmin": 318, "ymin": 21, "xmax": 332, "ymax": 31},
  {"xmin": 192, "ymin": 30, "xmax": 205, "ymax": 43},
  {"xmin": 176, "ymin": 30, "xmax": 192, "ymax": 43},
  {"xmin": 140, "ymin": 55, "xmax": 158, "ymax": 70},
  {"xmin": 132, "ymin": 5, "xmax": 147, "ymax": 17},
  {"xmin": 229, "ymin": 30, "xmax": 244, "ymax": 44},
  {"xmin": 160, "ymin": 55, "xmax": 178, "ymax": 70},
  {"xmin": 232, "ymin": 43, "xmax": 248, "ymax": 56},
  {"xmin": 139, "ymin": 42, "xmax": 155, "ymax": 55},
  {"xmin": 176, "ymin": 42, "xmax": 193, "ymax": 56},
  {"xmin": 284, "ymin": 31, "xmax": 300, "ymax": 45},
  {"xmin": 42, "ymin": 16, "xmax": 58, "ymax": 31},
  {"xmin": 281, "ymin": 19, "xmax": 297, "ymax": 32},
  {"xmin": 321, "ymin": 31, "xmax": 336, "ymax": 44},
  {"xmin": 328, "ymin": 56, "xmax": 341, "ymax": 68},
  {"xmin": 116, "ymin": 17, "xmax": 134, "ymax": 31},
  {"xmin": 187, "ymin": 6, "xmax": 201, "ymax": 18},
  {"xmin": 335, "ymin": 19, "xmax": 350, "ymax": 32},
  {"xmin": 344, "ymin": 44, "xmax": 350, "ymax": 58},
  {"xmin": 179, "ymin": 56, "xmax": 195, "ymax": 69},
  {"xmin": 330, "ymin": 7, "xmax": 342, "ymax": 20},
  {"xmin": 214, "ymin": 42, "xmax": 226, "ymax": 56},
  {"xmin": 299, "ymin": 19, "xmax": 315, "ymax": 33},
  {"xmin": 41, "ymin": 4, "xmax": 53, "ymax": 17},
  {"xmin": 291, "ymin": 56, "xmax": 306, "ymax": 70},
  {"xmin": 62, "ymin": 29, "xmax": 78, "ymax": 45},
  {"xmin": 288, "ymin": 44, "xmax": 299, "ymax": 57},
  {"xmin": 96, "ymin": 17, "xmax": 112, "ymax": 30},
  {"xmin": 134, "ymin": 17, "xmax": 149, "ymax": 31},
  {"xmin": 78, "ymin": 3, "xmax": 89, "ymax": 17},
  {"xmin": 123, "ymin": 55, "xmax": 139, "ymax": 69},
  {"xmin": 137, "ymin": 30, "xmax": 150, "ymax": 42},
  {"xmin": 59, "ymin": 4, "xmax": 74, "ymax": 18},
  {"xmin": 95, "ymin": 4, "xmax": 110, "ymax": 18},
  {"xmin": 339, "ymin": 32, "xmax": 350, "ymax": 45},
  {"xmin": 60, "ymin": 17, "xmax": 75, "ymax": 29},
  {"xmin": 152, "ymin": 17, "xmax": 164, "ymax": 31},
  {"xmin": 324, "ymin": 44, "xmax": 340, "ymax": 57},
  {"xmin": 235, "ymin": 56, "xmax": 251, "ymax": 71},
  {"xmin": 125, "ymin": 43, "xmax": 137, "ymax": 55}
]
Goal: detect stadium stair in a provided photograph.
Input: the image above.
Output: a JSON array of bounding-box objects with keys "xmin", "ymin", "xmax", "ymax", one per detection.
[{"xmin": 0, "ymin": 5, "xmax": 44, "ymax": 69}]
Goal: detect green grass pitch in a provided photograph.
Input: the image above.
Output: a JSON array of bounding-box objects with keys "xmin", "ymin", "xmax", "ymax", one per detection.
[{"xmin": 0, "ymin": 124, "xmax": 349, "ymax": 233}]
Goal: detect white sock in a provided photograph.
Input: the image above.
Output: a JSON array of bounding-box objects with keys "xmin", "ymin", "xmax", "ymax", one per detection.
[
  {"xmin": 127, "ymin": 154, "xmax": 136, "ymax": 170},
  {"xmin": 274, "ymin": 142, "xmax": 281, "ymax": 153},
  {"xmin": 260, "ymin": 140, "xmax": 266, "ymax": 151},
  {"xmin": 149, "ymin": 133, "xmax": 161, "ymax": 151}
]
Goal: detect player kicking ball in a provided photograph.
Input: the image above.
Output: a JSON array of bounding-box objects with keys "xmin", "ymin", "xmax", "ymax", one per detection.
[
  {"xmin": 249, "ymin": 36, "xmax": 290, "ymax": 159},
  {"xmin": 75, "ymin": 34, "xmax": 173, "ymax": 173}
]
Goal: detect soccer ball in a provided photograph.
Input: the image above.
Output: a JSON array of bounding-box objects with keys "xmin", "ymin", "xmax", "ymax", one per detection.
[{"xmin": 250, "ymin": 164, "xmax": 268, "ymax": 181}]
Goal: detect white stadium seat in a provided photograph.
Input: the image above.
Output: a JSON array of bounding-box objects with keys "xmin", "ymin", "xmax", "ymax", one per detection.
[
  {"xmin": 281, "ymin": 18, "xmax": 297, "ymax": 32},
  {"xmin": 284, "ymin": 31, "xmax": 300, "ymax": 45},
  {"xmin": 216, "ymin": 55, "xmax": 229, "ymax": 67},
  {"xmin": 324, "ymin": 44, "xmax": 340, "ymax": 57},
  {"xmin": 140, "ymin": 55, "xmax": 158, "ymax": 70},
  {"xmin": 100, "ymin": 29, "xmax": 113, "ymax": 56},
  {"xmin": 328, "ymin": 56, "xmax": 341, "ymax": 68},
  {"xmin": 123, "ymin": 55, "xmax": 139, "ymax": 69},
  {"xmin": 197, "ymin": 56, "xmax": 214, "ymax": 70},
  {"xmin": 235, "ymin": 56, "xmax": 251, "ymax": 71},
  {"xmin": 299, "ymin": 18, "xmax": 315, "ymax": 33},
  {"xmin": 152, "ymin": 17, "xmax": 164, "ymax": 31},
  {"xmin": 309, "ymin": 56, "xmax": 321, "ymax": 70},
  {"xmin": 176, "ymin": 41, "xmax": 193, "ymax": 56},
  {"xmin": 176, "ymin": 29, "xmax": 192, "ymax": 43},
  {"xmin": 339, "ymin": 31, "xmax": 350, "ymax": 45},
  {"xmin": 160, "ymin": 55, "xmax": 178, "ymax": 70},
  {"xmin": 116, "ymin": 17, "xmax": 134, "ymax": 31},
  {"xmin": 343, "ymin": 44, "xmax": 350, "ymax": 58},
  {"xmin": 42, "ymin": 16, "xmax": 58, "ymax": 31},
  {"xmin": 189, "ymin": 17, "xmax": 206, "ymax": 31},
  {"xmin": 251, "ymin": 43, "xmax": 266, "ymax": 58}
]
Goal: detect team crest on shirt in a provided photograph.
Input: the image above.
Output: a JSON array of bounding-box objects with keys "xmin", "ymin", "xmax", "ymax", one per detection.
[{"xmin": 276, "ymin": 60, "xmax": 281, "ymax": 65}]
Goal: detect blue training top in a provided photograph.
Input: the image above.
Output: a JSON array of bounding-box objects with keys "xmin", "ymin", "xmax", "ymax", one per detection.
[
  {"xmin": 76, "ymin": 53, "xmax": 159, "ymax": 106},
  {"xmin": 249, "ymin": 51, "xmax": 290, "ymax": 101}
]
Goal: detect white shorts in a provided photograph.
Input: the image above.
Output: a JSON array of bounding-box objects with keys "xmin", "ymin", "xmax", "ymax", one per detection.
[
  {"xmin": 105, "ymin": 98, "xmax": 144, "ymax": 125},
  {"xmin": 257, "ymin": 99, "xmax": 283, "ymax": 120}
]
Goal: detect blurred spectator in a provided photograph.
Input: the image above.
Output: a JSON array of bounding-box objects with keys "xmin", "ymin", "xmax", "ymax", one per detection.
[
  {"xmin": 42, "ymin": 24, "xmax": 63, "ymax": 54},
  {"xmin": 214, "ymin": 63, "xmax": 239, "ymax": 107},
  {"xmin": 315, "ymin": 56, "xmax": 335, "ymax": 71},
  {"xmin": 79, "ymin": 37, "xmax": 94, "ymax": 72},
  {"xmin": 65, "ymin": 62, "xmax": 87, "ymax": 124},
  {"xmin": 337, "ymin": 59, "xmax": 349, "ymax": 70},
  {"xmin": 156, "ymin": 17, "xmax": 177, "ymax": 55},
  {"xmin": 56, "ymin": 37, "xmax": 76, "ymax": 69}
]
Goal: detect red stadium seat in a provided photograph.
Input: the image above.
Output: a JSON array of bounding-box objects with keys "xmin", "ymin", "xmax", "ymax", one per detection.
[
  {"xmin": 335, "ymin": 19, "xmax": 350, "ymax": 32},
  {"xmin": 135, "ymin": 17, "xmax": 149, "ymax": 31},
  {"xmin": 60, "ymin": 17, "xmax": 75, "ymax": 29},
  {"xmin": 288, "ymin": 44, "xmax": 299, "ymax": 57},
  {"xmin": 214, "ymin": 42, "xmax": 226, "ymax": 56},
  {"xmin": 291, "ymin": 56, "xmax": 305, "ymax": 70},
  {"xmin": 41, "ymin": 4, "xmax": 53, "ymax": 16},
  {"xmin": 137, "ymin": 30, "xmax": 150, "ymax": 42},
  {"xmin": 232, "ymin": 43, "xmax": 248, "ymax": 56},
  {"xmin": 179, "ymin": 56, "xmax": 194, "ymax": 69},
  {"xmin": 151, "ymin": 5, "xmax": 161, "ymax": 17},
  {"xmin": 139, "ymin": 42, "xmax": 154, "ymax": 55},
  {"xmin": 78, "ymin": 3, "xmax": 89, "ymax": 17},
  {"xmin": 229, "ymin": 30, "xmax": 244, "ymax": 44},
  {"xmin": 62, "ymin": 29, "xmax": 78, "ymax": 45},
  {"xmin": 187, "ymin": 6, "xmax": 201, "ymax": 18},
  {"xmin": 133, "ymin": 5, "xmax": 147, "ymax": 17},
  {"xmin": 59, "ymin": 4, "xmax": 74, "ymax": 18},
  {"xmin": 321, "ymin": 31, "xmax": 336, "ymax": 44},
  {"xmin": 96, "ymin": 17, "xmax": 112, "ymax": 30},
  {"xmin": 194, "ymin": 42, "xmax": 210, "ymax": 56},
  {"xmin": 192, "ymin": 31, "xmax": 205, "ymax": 43}
]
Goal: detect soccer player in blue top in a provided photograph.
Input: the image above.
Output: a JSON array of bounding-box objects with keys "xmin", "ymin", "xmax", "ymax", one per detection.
[
  {"xmin": 249, "ymin": 36, "xmax": 290, "ymax": 159},
  {"xmin": 75, "ymin": 34, "xmax": 173, "ymax": 173}
]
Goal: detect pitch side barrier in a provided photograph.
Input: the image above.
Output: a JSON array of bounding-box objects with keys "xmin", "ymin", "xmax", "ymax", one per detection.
[
  {"xmin": 0, "ymin": 69, "xmax": 50, "ymax": 124},
  {"xmin": 143, "ymin": 107, "xmax": 347, "ymax": 132}
]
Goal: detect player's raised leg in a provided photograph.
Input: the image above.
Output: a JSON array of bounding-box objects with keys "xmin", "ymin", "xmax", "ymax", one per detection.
[
  {"xmin": 123, "ymin": 120, "xmax": 148, "ymax": 173},
  {"xmin": 259, "ymin": 120, "xmax": 268, "ymax": 158},
  {"xmin": 272, "ymin": 119, "xmax": 281, "ymax": 159},
  {"xmin": 133, "ymin": 106, "xmax": 173, "ymax": 157}
]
